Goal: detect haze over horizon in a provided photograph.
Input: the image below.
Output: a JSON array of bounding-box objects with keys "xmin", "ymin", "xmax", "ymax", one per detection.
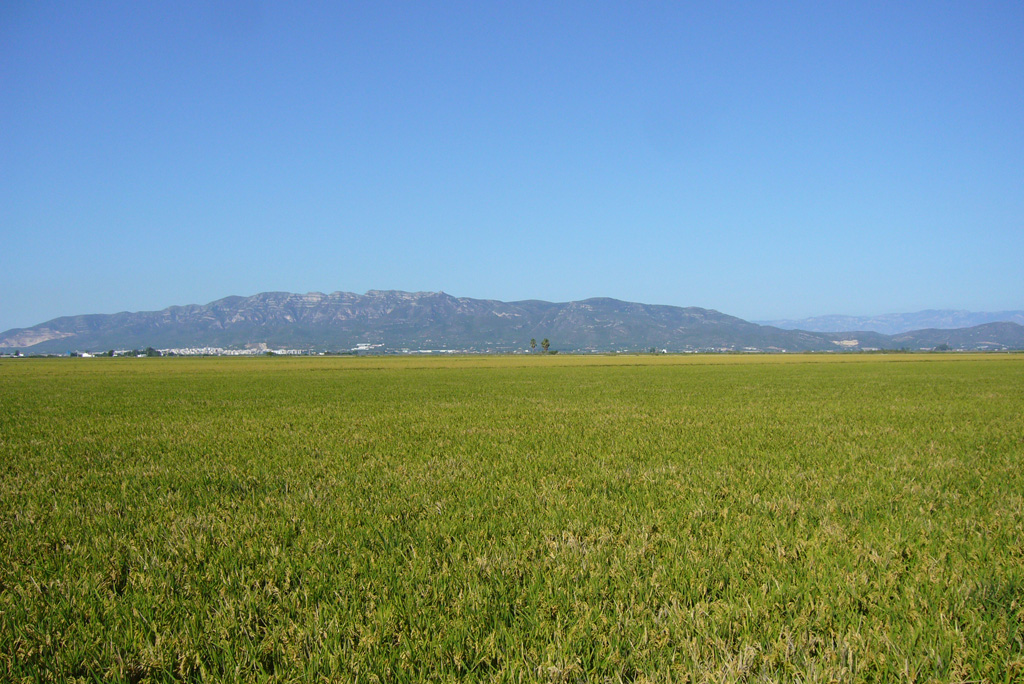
[{"xmin": 3, "ymin": 2, "xmax": 1022, "ymax": 333}]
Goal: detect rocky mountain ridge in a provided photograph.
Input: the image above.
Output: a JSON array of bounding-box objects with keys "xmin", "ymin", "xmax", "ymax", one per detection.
[{"xmin": 2, "ymin": 291, "xmax": 1023, "ymax": 354}]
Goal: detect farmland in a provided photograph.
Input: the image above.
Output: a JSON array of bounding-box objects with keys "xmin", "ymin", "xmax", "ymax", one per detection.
[{"xmin": 1, "ymin": 354, "xmax": 1022, "ymax": 682}]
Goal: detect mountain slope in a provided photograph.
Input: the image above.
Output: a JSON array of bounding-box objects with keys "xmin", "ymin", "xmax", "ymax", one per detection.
[
  {"xmin": 889, "ymin": 322, "xmax": 1024, "ymax": 351},
  {"xmin": 2, "ymin": 291, "xmax": 1023, "ymax": 353}
]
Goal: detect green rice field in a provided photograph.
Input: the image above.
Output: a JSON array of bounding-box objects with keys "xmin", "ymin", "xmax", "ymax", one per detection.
[{"xmin": 1, "ymin": 354, "xmax": 1022, "ymax": 682}]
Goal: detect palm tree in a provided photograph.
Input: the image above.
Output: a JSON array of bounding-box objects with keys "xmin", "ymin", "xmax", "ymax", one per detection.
[
  {"xmin": 530, "ymin": 338, "xmax": 537, "ymax": 353},
  {"xmin": 541, "ymin": 338, "xmax": 550, "ymax": 353}
]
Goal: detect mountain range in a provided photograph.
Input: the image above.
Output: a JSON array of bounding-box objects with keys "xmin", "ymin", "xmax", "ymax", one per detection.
[
  {"xmin": 2, "ymin": 290, "xmax": 1023, "ymax": 354},
  {"xmin": 757, "ymin": 310, "xmax": 1024, "ymax": 335}
]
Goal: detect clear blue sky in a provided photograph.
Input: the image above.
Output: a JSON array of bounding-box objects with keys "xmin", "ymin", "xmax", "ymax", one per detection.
[{"xmin": 2, "ymin": 1, "xmax": 1022, "ymax": 332}]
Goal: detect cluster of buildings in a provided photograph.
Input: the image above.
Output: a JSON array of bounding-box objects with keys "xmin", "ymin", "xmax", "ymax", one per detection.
[{"xmin": 162, "ymin": 347, "xmax": 313, "ymax": 356}]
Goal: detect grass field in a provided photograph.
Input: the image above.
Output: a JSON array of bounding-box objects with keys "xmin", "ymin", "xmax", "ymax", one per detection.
[{"xmin": 1, "ymin": 354, "xmax": 1022, "ymax": 682}]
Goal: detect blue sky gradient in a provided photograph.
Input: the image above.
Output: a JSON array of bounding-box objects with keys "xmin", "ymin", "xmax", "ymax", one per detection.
[{"xmin": 2, "ymin": 1, "xmax": 1022, "ymax": 332}]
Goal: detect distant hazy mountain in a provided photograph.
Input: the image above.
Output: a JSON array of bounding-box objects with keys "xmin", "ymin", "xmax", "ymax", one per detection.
[
  {"xmin": 2, "ymin": 291, "xmax": 1023, "ymax": 354},
  {"xmin": 757, "ymin": 310, "xmax": 1024, "ymax": 335}
]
